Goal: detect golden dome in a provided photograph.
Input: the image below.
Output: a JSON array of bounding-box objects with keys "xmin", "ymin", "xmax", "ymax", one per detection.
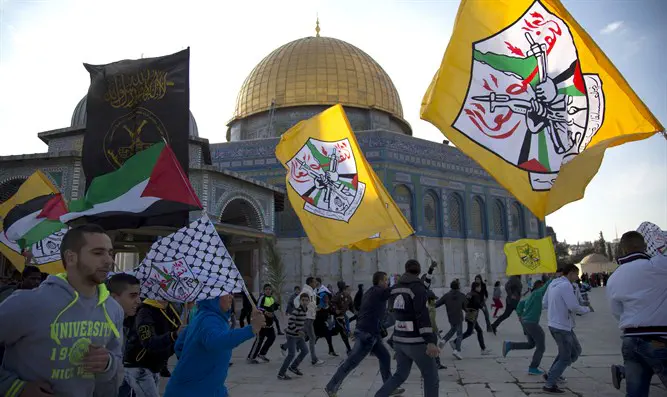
[{"xmin": 232, "ymin": 35, "xmax": 405, "ymax": 123}]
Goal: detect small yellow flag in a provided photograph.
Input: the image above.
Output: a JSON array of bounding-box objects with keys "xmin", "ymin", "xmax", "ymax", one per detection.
[
  {"xmin": 505, "ymin": 237, "xmax": 557, "ymax": 275},
  {"xmin": 275, "ymin": 105, "xmax": 414, "ymax": 254},
  {"xmin": 0, "ymin": 171, "xmax": 66, "ymax": 274},
  {"xmin": 421, "ymin": 0, "xmax": 664, "ymax": 219}
]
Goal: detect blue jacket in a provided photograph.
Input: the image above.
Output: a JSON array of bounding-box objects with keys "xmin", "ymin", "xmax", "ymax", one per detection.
[{"xmin": 164, "ymin": 298, "xmax": 255, "ymax": 397}]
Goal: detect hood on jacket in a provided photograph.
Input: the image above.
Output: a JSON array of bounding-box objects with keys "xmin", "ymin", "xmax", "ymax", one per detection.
[
  {"xmin": 47, "ymin": 273, "xmax": 119, "ymax": 345},
  {"xmin": 196, "ymin": 296, "xmax": 232, "ymax": 321},
  {"xmin": 398, "ymin": 272, "xmax": 421, "ymax": 285}
]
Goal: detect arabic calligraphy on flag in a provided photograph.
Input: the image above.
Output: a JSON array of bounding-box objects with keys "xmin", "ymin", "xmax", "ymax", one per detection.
[{"xmin": 134, "ymin": 214, "xmax": 245, "ymax": 303}]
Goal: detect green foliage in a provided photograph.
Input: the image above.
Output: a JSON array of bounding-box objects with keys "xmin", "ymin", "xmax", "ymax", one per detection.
[{"xmin": 264, "ymin": 239, "xmax": 286, "ymax": 303}]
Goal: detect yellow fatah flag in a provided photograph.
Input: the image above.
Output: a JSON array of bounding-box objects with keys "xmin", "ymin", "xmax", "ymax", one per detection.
[
  {"xmin": 505, "ymin": 237, "xmax": 557, "ymax": 275},
  {"xmin": 421, "ymin": 0, "xmax": 663, "ymax": 219},
  {"xmin": 275, "ymin": 104, "xmax": 414, "ymax": 254},
  {"xmin": 0, "ymin": 171, "xmax": 66, "ymax": 274}
]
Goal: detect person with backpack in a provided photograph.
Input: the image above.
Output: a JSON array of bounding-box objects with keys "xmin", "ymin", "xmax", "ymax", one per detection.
[{"xmin": 461, "ymin": 282, "xmax": 492, "ymax": 355}]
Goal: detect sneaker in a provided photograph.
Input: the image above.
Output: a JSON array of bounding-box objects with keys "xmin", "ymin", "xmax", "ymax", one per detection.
[
  {"xmin": 437, "ymin": 363, "xmax": 447, "ymax": 370},
  {"xmin": 528, "ymin": 367, "xmax": 544, "ymax": 375},
  {"xmin": 452, "ymin": 350, "xmax": 463, "ymax": 360},
  {"xmin": 542, "ymin": 385, "xmax": 565, "ymax": 394},
  {"xmin": 288, "ymin": 367, "xmax": 303, "ymax": 376},
  {"xmin": 258, "ymin": 355, "xmax": 270, "ymax": 363},
  {"xmin": 329, "ymin": 351, "xmax": 339, "ymax": 357},
  {"xmin": 312, "ymin": 359, "xmax": 325, "ymax": 366},
  {"xmin": 277, "ymin": 373, "xmax": 292, "ymax": 380},
  {"xmin": 248, "ymin": 358, "xmax": 259, "ymax": 364},
  {"xmin": 611, "ymin": 364, "xmax": 624, "ymax": 390},
  {"xmin": 389, "ymin": 387, "xmax": 406, "ymax": 396},
  {"xmin": 502, "ymin": 341, "xmax": 511, "ymax": 358},
  {"xmin": 543, "ymin": 373, "xmax": 567, "ymax": 383},
  {"xmin": 324, "ymin": 389, "xmax": 338, "ymax": 397},
  {"xmin": 481, "ymin": 349, "xmax": 492, "ymax": 356}
]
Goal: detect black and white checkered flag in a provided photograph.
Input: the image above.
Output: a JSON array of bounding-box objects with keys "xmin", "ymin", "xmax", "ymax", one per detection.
[
  {"xmin": 637, "ymin": 221, "xmax": 667, "ymax": 258},
  {"xmin": 135, "ymin": 214, "xmax": 245, "ymax": 302}
]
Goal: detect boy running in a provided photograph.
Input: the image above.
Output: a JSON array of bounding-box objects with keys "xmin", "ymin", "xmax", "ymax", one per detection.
[{"xmin": 277, "ymin": 293, "xmax": 310, "ymax": 380}]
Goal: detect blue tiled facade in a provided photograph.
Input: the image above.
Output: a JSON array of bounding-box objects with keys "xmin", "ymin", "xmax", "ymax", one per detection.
[{"xmin": 211, "ymin": 128, "xmax": 546, "ymax": 242}]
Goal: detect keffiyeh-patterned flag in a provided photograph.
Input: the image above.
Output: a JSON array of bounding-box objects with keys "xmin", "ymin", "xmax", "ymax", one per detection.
[
  {"xmin": 135, "ymin": 214, "xmax": 245, "ymax": 303},
  {"xmin": 637, "ymin": 221, "xmax": 667, "ymax": 258}
]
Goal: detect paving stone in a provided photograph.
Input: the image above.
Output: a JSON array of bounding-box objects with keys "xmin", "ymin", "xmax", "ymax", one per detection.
[{"xmin": 157, "ymin": 288, "xmax": 627, "ymax": 396}]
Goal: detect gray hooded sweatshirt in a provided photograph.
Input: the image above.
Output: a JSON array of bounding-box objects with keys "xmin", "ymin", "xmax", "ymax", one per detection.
[{"xmin": 0, "ymin": 273, "xmax": 124, "ymax": 397}]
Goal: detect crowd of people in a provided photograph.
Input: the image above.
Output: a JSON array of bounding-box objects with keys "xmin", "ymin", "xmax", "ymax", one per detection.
[{"xmin": 0, "ymin": 225, "xmax": 665, "ymax": 397}]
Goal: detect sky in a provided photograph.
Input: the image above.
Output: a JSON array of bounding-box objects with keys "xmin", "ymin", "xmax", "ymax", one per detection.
[{"xmin": 0, "ymin": 0, "xmax": 665, "ymax": 244}]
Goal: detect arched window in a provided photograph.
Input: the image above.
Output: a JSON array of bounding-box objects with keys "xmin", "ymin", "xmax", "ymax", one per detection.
[
  {"xmin": 510, "ymin": 202, "xmax": 524, "ymax": 237},
  {"xmin": 492, "ymin": 200, "xmax": 506, "ymax": 237},
  {"xmin": 393, "ymin": 184, "xmax": 413, "ymax": 225},
  {"xmin": 471, "ymin": 196, "xmax": 485, "ymax": 235},
  {"xmin": 447, "ymin": 193, "xmax": 464, "ymax": 235},
  {"xmin": 423, "ymin": 190, "xmax": 438, "ymax": 234}
]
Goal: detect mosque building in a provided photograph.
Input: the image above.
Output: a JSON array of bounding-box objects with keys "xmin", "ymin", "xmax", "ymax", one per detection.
[{"xmin": 0, "ymin": 23, "xmax": 546, "ymax": 295}]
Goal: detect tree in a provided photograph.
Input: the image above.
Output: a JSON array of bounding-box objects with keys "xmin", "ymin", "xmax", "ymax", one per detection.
[
  {"xmin": 595, "ymin": 231, "xmax": 608, "ymax": 257},
  {"xmin": 264, "ymin": 239, "xmax": 286, "ymax": 304},
  {"xmin": 555, "ymin": 241, "xmax": 570, "ymax": 259}
]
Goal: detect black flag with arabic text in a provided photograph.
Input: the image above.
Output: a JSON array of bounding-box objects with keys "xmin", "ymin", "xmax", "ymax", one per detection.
[{"xmin": 82, "ymin": 48, "xmax": 190, "ymax": 187}]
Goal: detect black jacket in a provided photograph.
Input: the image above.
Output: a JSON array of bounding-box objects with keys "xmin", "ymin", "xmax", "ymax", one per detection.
[
  {"xmin": 389, "ymin": 273, "xmax": 436, "ymax": 345},
  {"xmin": 435, "ymin": 289, "xmax": 466, "ymax": 325},
  {"xmin": 356, "ymin": 285, "xmax": 392, "ymax": 335},
  {"xmin": 124, "ymin": 301, "xmax": 182, "ymax": 372}
]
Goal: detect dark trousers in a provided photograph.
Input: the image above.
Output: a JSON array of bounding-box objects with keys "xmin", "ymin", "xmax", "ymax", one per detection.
[
  {"xmin": 462, "ymin": 319, "xmax": 486, "ymax": 350},
  {"xmin": 274, "ymin": 315, "xmax": 282, "ymax": 333},
  {"xmin": 492, "ymin": 297, "xmax": 519, "ymax": 330},
  {"xmin": 335, "ymin": 317, "xmax": 352, "ymax": 352},
  {"xmin": 278, "ymin": 336, "xmax": 308, "ymax": 376},
  {"xmin": 326, "ymin": 330, "xmax": 391, "ymax": 393},
  {"xmin": 248, "ymin": 327, "xmax": 276, "ymax": 359},
  {"xmin": 239, "ymin": 306, "xmax": 252, "ymax": 327},
  {"xmin": 508, "ymin": 321, "xmax": 546, "ymax": 369},
  {"xmin": 374, "ymin": 343, "xmax": 439, "ymax": 397}
]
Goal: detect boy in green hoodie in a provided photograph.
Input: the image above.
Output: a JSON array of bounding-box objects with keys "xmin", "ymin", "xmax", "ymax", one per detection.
[
  {"xmin": 0, "ymin": 224, "xmax": 124, "ymax": 397},
  {"xmin": 501, "ymin": 279, "xmax": 551, "ymax": 375}
]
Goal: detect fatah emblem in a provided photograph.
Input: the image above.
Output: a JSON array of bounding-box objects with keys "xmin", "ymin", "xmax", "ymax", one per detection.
[
  {"xmin": 453, "ymin": 0, "xmax": 605, "ymax": 191},
  {"xmin": 517, "ymin": 244, "xmax": 541, "ymax": 270},
  {"xmin": 286, "ymin": 138, "xmax": 366, "ymax": 222},
  {"xmin": 144, "ymin": 259, "xmax": 203, "ymax": 302}
]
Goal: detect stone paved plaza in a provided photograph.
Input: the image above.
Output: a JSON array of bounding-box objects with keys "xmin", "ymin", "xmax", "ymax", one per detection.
[{"xmin": 163, "ymin": 287, "xmax": 666, "ymax": 396}]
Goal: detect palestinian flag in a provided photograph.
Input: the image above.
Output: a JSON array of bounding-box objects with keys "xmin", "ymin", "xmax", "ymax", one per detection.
[
  {"xmin": 2, "ymin": 193, "xmax": 68, "ymax": 250},
  {"xmin": 61, "ymin": 142, "xmax": 202, "ymax": 225}
]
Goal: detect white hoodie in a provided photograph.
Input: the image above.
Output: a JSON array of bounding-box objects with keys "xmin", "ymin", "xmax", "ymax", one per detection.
[
  {"xmin": 295, "ymin": 284, "xmax": 317, "ymax": 319},
  {"xmin": 546, "ymin": 276, "xmax": 590, "ymax": 331}
]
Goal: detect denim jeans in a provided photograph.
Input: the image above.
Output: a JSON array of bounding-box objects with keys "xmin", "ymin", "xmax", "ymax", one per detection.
[
  {"xmin": 326, "ymin": 330, "xmax": 391, "ymax": 393},
  {"xmin": 462, "ymin": 320, "xmax": 486, "ymax": 350},
  {"xmin": 304, "ymin": 319, "xmax": 319, "ymax": 363},
  {"xmin": 279, "ymin": 336, "xmax": 309, "ymax": 376},
  {"xmin": 374, "ymin": 343, "xmax": 439, "ymax": 397},
  {"xmin": 125, "ymin": 367, "xmax": 160, "ymax": 397},
  {"xmin": 622, "ymin": 336, "xmax": 667, "ymax": 397},
  {"xmin": 546, "ymin": 327, "xmax": 581, "ymax": 388},
  {"xmin": 480, "ymin": 302, "xmax": 492, "ymax": 330},
  {"xmin": 441, "ymin": 322, "xmax": 463, "ymax": 351},
  {"xmin": 508, "ymin": 321, "xmax": 546, "ymax": 369},
  {"xmin": 118, "ymin": 377, "xmax": 135, "ymax": 397}
]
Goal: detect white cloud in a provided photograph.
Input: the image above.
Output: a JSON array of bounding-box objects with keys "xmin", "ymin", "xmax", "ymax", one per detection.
[{"xmin": 601, "ymin": 20, "xmax": 624, "ymax": 35}]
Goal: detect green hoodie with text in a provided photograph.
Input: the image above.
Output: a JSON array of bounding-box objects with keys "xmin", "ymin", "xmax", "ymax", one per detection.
[{"xmin": 0, "ymin": 273, "xmax": 124, "ymax": 397}]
